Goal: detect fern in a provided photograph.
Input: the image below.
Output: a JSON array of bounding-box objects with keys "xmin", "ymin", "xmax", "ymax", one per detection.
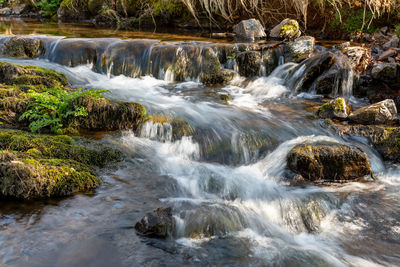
[{"xmin": 20, "ymin": 87, "xmax": 108, "ymax": 134}]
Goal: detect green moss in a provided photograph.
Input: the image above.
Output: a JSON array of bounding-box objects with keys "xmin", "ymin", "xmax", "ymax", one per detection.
[
  {"xmin": 171, "ymin": 118, "xmax": 194, "ymax": 140},
  {"xmin": 0, "ymin": 129, "xmax": 121, "ymax": 167},
  {"xmin": 329, "ymin": 8, "xmax": 378, "ymax": 34}
]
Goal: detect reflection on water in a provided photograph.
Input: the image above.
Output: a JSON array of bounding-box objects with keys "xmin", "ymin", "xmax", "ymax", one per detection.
[{"xmin": 0, "ymin": 17, "xmax": 229, "ymax": 42}]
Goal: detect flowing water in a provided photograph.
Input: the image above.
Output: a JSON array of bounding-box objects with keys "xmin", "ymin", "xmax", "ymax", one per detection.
[{"xmin": 0, "ymin": 19, "xmax": 399, "ymax": 267}]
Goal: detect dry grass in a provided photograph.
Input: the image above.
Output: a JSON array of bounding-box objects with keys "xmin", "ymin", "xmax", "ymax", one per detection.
[{"xmin": 180, "ymin": 0, "xmax": 395, "ymax": 28}]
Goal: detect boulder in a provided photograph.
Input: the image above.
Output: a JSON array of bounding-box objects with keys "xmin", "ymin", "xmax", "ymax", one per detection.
[
  {"xmin": 232, "ymin": 19, "xmax": 266, "ymax": 42},
  {"xmin": 135, "ymin": 207, "xmax": 175, "ymax": 238},
  {"xmin": 382, "ymin": 36, "xmax": 399, "ymax": 50},
  {"xmin": 236, "ymin": 51, "xmax": 262, "ymax": 77},
  {"xmin": 0, "ymin": 8, "xmax": 11, "ymax": 15},
  {"xmin": 316, "ymin": 97, "xmax": 351, "ymax": 119},
  {"xmin": 287, "ymin": 143, "xmax": 373, "ymax": 182},
  {"xmin": 269, "ymin": 19, "xmax": 301, "ymax": 40},
  {"xmin": 349, "ymin": 99, "xmax": 398, "ymax": 125},
  {"xmin": 2, "ymin": 37, "xmax": 45, "ymax": 59},
  {"xmin": 371, "ymin": 62, "xmax": 398, "ymax": 82},
  {"xmin": 336, "ymin": 125, "xmax": 400, "ymax": 162},
  {"xmin": 285, "ymin": 36, "xmax": 315, "ymax": 62}
]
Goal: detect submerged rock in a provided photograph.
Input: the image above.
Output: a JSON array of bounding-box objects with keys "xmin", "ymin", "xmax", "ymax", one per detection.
[
  {"xmin": 135, "ymin": 207, "xmax": 175, "ymax": 238},
  {"xmin": 2, "ymin": 37, "xmax": 45, "ymax": 59},
  {"xmin": 316, "ymin": 97, "xmax": 351, "ymax": 120},
  {"xmin": 269, "ymin": 19, "xmax": 301, "ymax": 40},
  {"xmin": 349, "ymin": 99, "xmax": 398, "ymax": 125},
  {"xmin": 233, "ymin": 19, "xmax": 266, "ymax": 42},
  {"xmin": 287, "ymin": 143, "xmax": 373, "ymax": 182}
]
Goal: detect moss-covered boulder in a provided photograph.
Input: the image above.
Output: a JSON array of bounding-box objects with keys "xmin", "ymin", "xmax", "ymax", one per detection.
[
  {"xmin": 287, "ymin": 143, "xmax": 373, "ymax": 182},
  {"xmin": 269, "ymin": 19, "xmax": 301, "ymax": 40},
  {"xmin": 336, "ymin": 125, "xmax": 400, "ymax": 162},
  {"xmin": 0, "ymin": 62, "xmax": 68, "ymax": 89},
  {"xmin": 0, "ymin": 129, "xmax": 122, "ymax": 199},
  {"xmin": 72, "ymin": 95, "xmax": 146, "ymax": 131},
  {"xmin": 316, "ymin": 97, "xmax": 351, "ymax": 120},
  {"xmin": 2, "ymin": 37, "xmax": 45, "ymax": 59},
  {"xmin": 349, "ymin": 99, "xmax": 398, "ymax": 125},
  {"xmin": 200, "ymin": 69, "xmax": 234, "ymax": 86}
]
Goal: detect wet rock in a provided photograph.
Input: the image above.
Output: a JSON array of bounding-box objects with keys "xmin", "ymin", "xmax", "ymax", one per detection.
[
  {"xmin": 171, "ymin": 118, "xmax": 194, "ymax": 140},
  {"xmin": 377, "ymin": 49, "xmax": 397, "ymax": 61},
  {"xmin": 2, "ymin": 37, "xmax": 45, "ymax": 59},
  {"xmin": 316, "ymin": 97, "xmax": 351, "ymax": 120},
  {"xmin": 287, "ymin": 143, "xmax": 373, "ymax": 182},
  {"xmin": 135, "ymin": 207, "xmax": 175, "ymax": 238},
  {"xmin": 349, "ymin": 99, "xmax": 398, "ymax": 125},
  {"xmin": 371, "ymin": 63, "xmax": 398, "ymax": 82},
  {"xmin": 269, "ymin": 19, "xmax": 301, "ymax": 40},
  {"xmin": 285, "ymin": 36, "xmax": 315, "ymax": 62},
  {"xmin": 383, "ymin": 36, "xmax": 399, "ymax": 50},
  {"xmin": 72, "ymin": 95, "xmax": 146, "ymax": 131},
  {"xmin": 332, "ymin": 42, "xmax": 350, "ymax": 51},
  {"xmin": 337, "ymin": 125, "xmax": 400, "ymax": 162},
  {"xmin": 0, "ymin": 61, "xmax": 68, "ymax": 88},
  {"xmin": 237, "ymin": 51, "xmax": 262, "ymax": 77},
  {"xmin": 232, "ymin": 19, "xmax": 266, "ymax": 42},
  {"xmin": 200, "ymin": 69, "xmax": 235, "ymax": 86},
  {"xmin": 260, "ymin": 47, "xmax": 279, "ymax": 75}
]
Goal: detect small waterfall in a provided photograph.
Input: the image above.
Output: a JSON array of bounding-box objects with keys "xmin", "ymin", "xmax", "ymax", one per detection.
[{"xmin": 139, "ymin": 121, "xmax": 173, "ymax": 142}]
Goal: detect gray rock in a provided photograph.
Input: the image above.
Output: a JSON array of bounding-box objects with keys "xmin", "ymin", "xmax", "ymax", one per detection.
[
  {"xmin": 349, "ymin": 99, "xmax": 398, "ymax": 125},
  {"xmin": 0, "ymin": 7, "xmax": 11, "ymax": 15},
  {"xmin": 233, "ymin": 19, "xmax": 266, "ymax": 42},
  {"xmin": 285, "ymin": 36, "xmax": 315, "ymax": 62},
  {"xmin": 269, "ymin": 18, "xmax": 301, "ymax": 40},
  {"xmin": 135, "ymin": 207, "xmax": 175, "ymax": 238},
  {"xmin": 383, "ymin": 36, "xmax": 399, "ymax": 50},
  {"xmin": 377, "ymin": 49, "xmax": 397, "ymax": 61},
  {"xmin": 371, "ymin": 62, "xmax": 398, "ymax": 82},
  {"xmin": 287, "ymin": 143, "xmax": 372, "ymax": 182}
]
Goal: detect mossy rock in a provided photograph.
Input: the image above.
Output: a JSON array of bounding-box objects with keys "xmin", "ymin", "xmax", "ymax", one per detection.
[
  {"xmin": 0, "ymin": 129, "xmax": 122, "ymax": 167},
  {"xmin": 0, "ymin": 150, "xmax": 100, "ymax": 199},
  {"xmin": 0, "ymin": 129, "xmax": 122, "ymax": 199},
  {"xmin": 316, "ymin": 97, "xmax": 351, "ymax": 120},
  {"xmin": 200, "ymin": 69, "xmax": 235, "ymax": 86},
  {"xmin": 2, "ymin": 37, "xmax": 45, "ymax": 59},
  {"xmin": 171, "ymin": 118, "xmax": 194, "ymax": 140},
  {"xmin": 287, "ymin": 142, "xmax": 373, "ymax": 182},
  {"xmin": 0, "ymin": 62, "xmax": 68, "ymax": 88},
  {"xmin": 71, "ymin": 95, "xmax": 146, "ymax": 131}
]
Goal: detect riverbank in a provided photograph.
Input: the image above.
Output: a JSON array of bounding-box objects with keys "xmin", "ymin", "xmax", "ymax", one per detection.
[{"xmin": 1, "ymin": 0, "xmax": 399, "ymax": 40}]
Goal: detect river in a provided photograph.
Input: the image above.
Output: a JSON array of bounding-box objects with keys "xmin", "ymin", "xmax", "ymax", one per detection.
[{"xmin": 0, "ymin": 18, "xmax": 399, "ymax": 267}]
